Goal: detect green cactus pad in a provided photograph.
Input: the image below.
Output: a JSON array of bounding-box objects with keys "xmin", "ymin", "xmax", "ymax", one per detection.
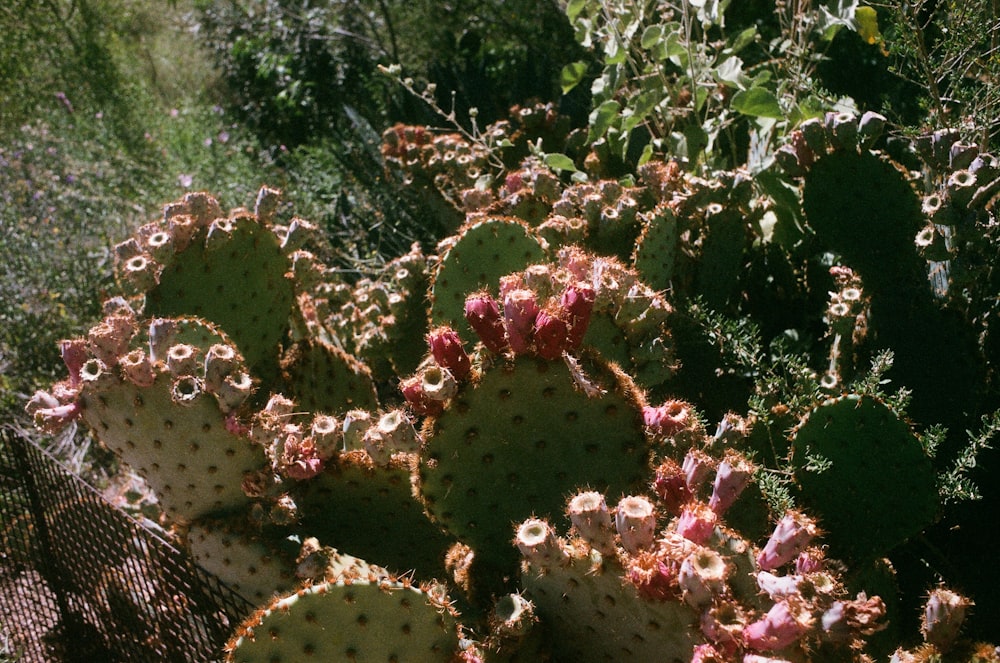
[
  {"xmin": 418, "ymin": 352, "xmax": 648, "ymax": 575},
  {"xmin": 279, "ymin": 338, "xmax": 379, "ymax": 414},
  {"xmin": 429, "ymin": 217, "xmax": 546, "ymax": 343},
  {"xmin": 225, "ymin": 570, "xmax": 460, "ymax": 662},
  {"xmin": 186, "ymin": 518, "xmax": 299, "ymax": 604},
  {"xmin": 79, "ymin": 370, "xmax": 265, "ymax": 522},
  {"xmin": 632, "ymin": 204, "xmax": 678, "ymax": 293},
  {"xmin": 696, "ymin": 206, "xmax": 747, "ymax": 311},
  {"xmin": 77, "ymin": 319, "xmax": 266, "ymax": 522},
  {"xmin": 522, "ymin": 549, "xmax": 698, "ymax": 661},
  {"xmin": 142, "ymin": 211, "xmax": 295, "ymax": 381},
  {"xmin": 790, "ymin": 394, "xmax": 938, "ymax": 561},
  {"xmin": 291, "ymin": 450, "xmax": 455, "ymax": 580},
  {"xmin": 801, "ymin": 150, "xmax": 924, "ymax": 286}
]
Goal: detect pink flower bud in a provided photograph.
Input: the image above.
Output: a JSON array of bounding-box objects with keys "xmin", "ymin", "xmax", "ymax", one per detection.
[
  {"xmin": 533, "ymin": 308, "xmax": 570, "ymax": 360},
  {"xmin": 560, "ymin": 281, "xmax": 596, "ymax": 348},
  {"xmin": 515, "ymin": 518, "xmax": 566, "ymax": 567},
  {"xmin": 567, "ymin": 491, "xmax": 615, "ymax": 555},
  {"xmin": 678, "ymin": 548, "xmax": 728, "ymax": 608},
  {"xmin": 708, "ymin": 451, "xmax": 755, "ymax": 515},
  {"xmin": 615, "ymin": 495, "xmax": 657, "ymax": 553},
  {"xmin": 464, "ymin": 292, "xmax": 508, "ymax": 353},
  {"xmin": 400, "ymin": 374, "xmax": 444, "ymax": 416},
  {"xmin": 756, "ymin": 511, "xmax": 818, "ymax": 571},
  {"xmin": 683, "ymin": 448, "xmax": 715, "ymax": 492},
  {"xmin": 743, "ymin": 599, "xmax": 813, "ymax": 651},
  {"xmin": 921, "ymin": 588, "xmax": 971, "ymax": 648},
  {"xmin": 652, "ymin": 458, "xmax": 692, "ymax": 515},
  {"xmin": 676, "ymin": 502, "xmax": 717, "ymax": 545},
  {"xmin": 503, "ymin": 289, "xmax": 539, "ymax": 354},
  {"xmin": 427, "ymin": 326, "xmax": 471, "ymax": 379}
]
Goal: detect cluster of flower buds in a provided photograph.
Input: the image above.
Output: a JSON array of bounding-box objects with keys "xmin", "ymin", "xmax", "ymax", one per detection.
[
  {"xmin": 774, "ymin": 111, "xmax": 888, "ymax": 178},
  {"xmin": 515, "ymin": 448, "xmax": 887, "ymax": 660},
  {"xmin": 462, "ymin": 279, "xmax": 596, "ymax": 361}
]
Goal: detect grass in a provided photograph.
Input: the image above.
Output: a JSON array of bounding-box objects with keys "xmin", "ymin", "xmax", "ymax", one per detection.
[{"xmin": 0, "ymin": 0, "xmax": 278, "ymax": 434}]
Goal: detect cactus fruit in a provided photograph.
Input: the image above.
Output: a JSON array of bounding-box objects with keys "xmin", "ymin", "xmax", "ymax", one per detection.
[
  {"xmin": 429, "ymin": 217, "xmax": 547, "ymax": 344},
  {"xmin": 517, "ymin": 475, "xmax": 887, "ymax": 661},
  {"xmin": 789, "ymin": 394, "xmax": 938, "ymax": 561}
]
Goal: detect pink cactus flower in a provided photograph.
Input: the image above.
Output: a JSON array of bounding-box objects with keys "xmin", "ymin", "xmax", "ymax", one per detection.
[
  {"xmin": 464, "ymin": 292, "xmax": 509, "ymax": 353},
  {"xmin": 708, "ymin": 451, "xmax": 755, "ymax": 515},
  {"xmin": 427, "ymin": 326, "xmax": 471, "ymax": 379},
  {"xmin": 503, "ymin": 289, "xmax": 540, "ymax": 354},
  {"xmin": 756, "ymin": 511, "xmax": 818, "ymax": 571},
  {"xmin": 683, "ymin": 448, "xmax": 716, "ymax": 492},
  {"xmin": 743, "ymin": 599, "xmax": 813, "ymax": 651}
]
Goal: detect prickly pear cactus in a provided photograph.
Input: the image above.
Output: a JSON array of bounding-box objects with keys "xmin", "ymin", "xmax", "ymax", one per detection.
[
  {"xmin": 789, "ymin": 394, "xmax": 938, "ymax": 561},
  {"xmin": 289, "ymin": 448, "xmax": 456, "ymax": 581},
  {"xmin": 47, "ymin": 312, "xmax": 267, "ymax": 522},
  {"xmin": 516, "ymin": 458, "xmax": 889, "ymax": 662},
  {"xmin": 115, "ymin": 188, "xmax": 302, "ymax": 381},
  {"xmin": 418, "ymin": 350, "xmax": 649, "ymax": 584},
  {"xmin": 429, "ymin": 217, "xmax": 547, "ymax": 343},
  {"xmin": 225, "ymin": 552, "xmax": 462, "ymax": 663},
  {"xmin": 278, "ymin": 337, "xmax": 379, "ymax": 414}
]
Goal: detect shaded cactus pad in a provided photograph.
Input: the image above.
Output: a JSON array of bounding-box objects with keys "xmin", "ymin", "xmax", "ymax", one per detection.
[{"xmin": 790, "ymin": 394, "xmax": 938, "ymax": 561}]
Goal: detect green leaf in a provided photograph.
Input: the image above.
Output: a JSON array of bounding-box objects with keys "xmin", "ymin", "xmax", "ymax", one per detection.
[
  {"xmin": 544, "ymin": 153, "xmax": 579, "ymax": 173},
  {"xmin": 714, "ymin": 56, "xmax": 744, "ymax": 88},
  {"xmin": 566, "ymin": 0, "xmax": 588, "ymax": 22},
  {"xmin": 854, "ymin": 6, "xmax": 881, "ymax": 45},
  {"xmin": 729, "ymin": 26, "xmax": 757, "ymax": 53},
  {"xmin": 560, "ymin": 61, "xmax": 588, "ymax": 95},
  {"xmin": 731, "ymin": 87, "xmax": 783, "ymax": 118},
  {"xmin": 640, "ymin": 25, "xmax": 664, "ymax": 50},
  {"xmin": 588, "ymin": 99, "xmax": 621, "ymax": 142},
  {"xmin": 637, "ymin": 142, "xmax": 655, "ymax": 166}
]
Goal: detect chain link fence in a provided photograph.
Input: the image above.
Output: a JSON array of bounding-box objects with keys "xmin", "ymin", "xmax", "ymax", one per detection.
[{"xmin": 0, "ymin": 428, "xmax": 255, "ymax": 662}]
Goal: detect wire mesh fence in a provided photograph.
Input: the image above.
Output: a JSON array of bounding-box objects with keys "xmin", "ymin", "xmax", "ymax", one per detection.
[{"xmin": 0, "ymin": 428, "xmax": 255, "ymax": 662}]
